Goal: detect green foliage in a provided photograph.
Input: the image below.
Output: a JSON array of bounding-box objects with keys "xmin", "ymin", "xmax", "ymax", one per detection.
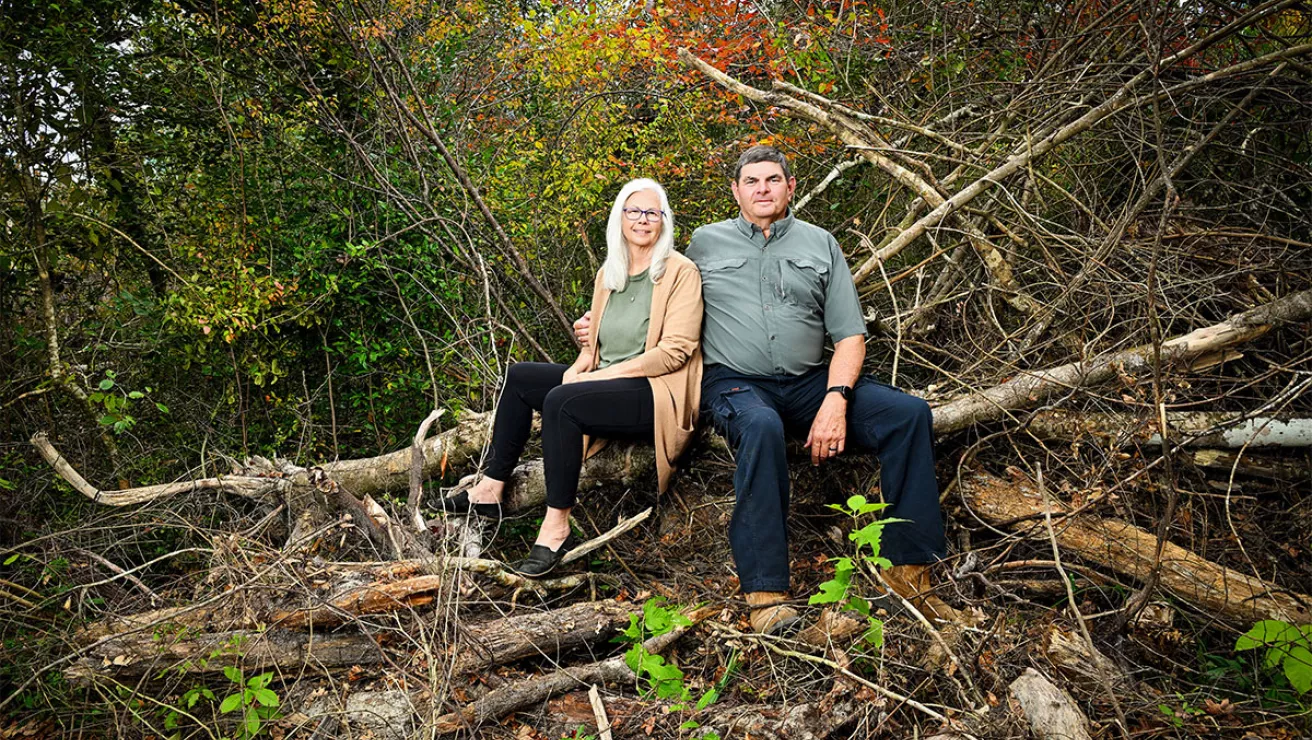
[
  {"xmin": 217, "ymin": 667, "xmax": 281, "ymax": 740},
  {"xmin": 1158, "ymin": 699, "xmax": 1205, "ymax": 728},
  {"xmin": 87, "ymin": 369, "xmax": 166, "ymax": 433},
  {"xmin": 619, "ymin": 598, "xmax": 694, "ymax": 701},
  {"xmin": 613, "ymin": 598, "xmax": 731, "ymax": 719},
  {"xmin": 808, "ymin": 494, "xmax": 904, "ymax": 648},
  {"xmin": 1236, "ymin": 620, "xmax": 1312, "ymax": 695}
]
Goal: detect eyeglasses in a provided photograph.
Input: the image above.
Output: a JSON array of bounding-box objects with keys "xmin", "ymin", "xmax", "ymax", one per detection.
[{"xmin": 622, "ymin": 207, "xmax": 665, "ymax": 222}]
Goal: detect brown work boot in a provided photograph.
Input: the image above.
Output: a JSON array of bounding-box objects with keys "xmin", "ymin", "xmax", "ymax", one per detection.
[
  {"xmin": 879, "ymin": 564, "xmax": 963, "ymax": 625},
  {"xmin": 745, "ymin": 591, "xmax": 802, "ymax": 636}
]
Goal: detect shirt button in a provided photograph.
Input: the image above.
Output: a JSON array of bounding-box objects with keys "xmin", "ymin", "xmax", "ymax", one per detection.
[{"xmin": 770, "ymin": 335, "xmax": 776, "ymax": 340}]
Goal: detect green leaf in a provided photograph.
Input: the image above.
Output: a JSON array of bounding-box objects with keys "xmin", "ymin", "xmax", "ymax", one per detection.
[
  {"xmin": 248, "ymin": 672, "xmax": 272, "ymax": 690},
  {"xmin": 1283, "ymin": 646, "xmax": 1312, "ymax": 694},
  {"xmin": 809, "ymin": 578, "xmax": 848, "ymax": 605},
  {"xmin": 679, "ymin": 720, "xmax": 700, "ymax": 730},
  {"xmin": 223, "ymin": 665, "xmax": 242, "ymax": 684},
  {"xmin": 3, "ymin": 554, "xmax": 19, "ymax": 566},
  {"xmin": 128, "ymin": 390, "xmax": 144, "ymax": 399},
  {"xmin": 862, "ymin": 618, "xmax": 884, "ymax": 648},
  {"xmin": 695, "ymin": 687, "xmax": 719, "ymax": 711},
  {"xmin": 98, "ymin": 379, "xmax": 114, "ymax": 390},
  {"xmin": 1236, "ymin": 620, "xmax": 1299, "ymax": 651},
  {"xmin": 252, "ymin": 688, "xmax": 279, "ymax": 707},
  {"xmin": 244, "ymin": 706, "xmax": 261, "ymax": 736},
  {"xmin": 219, "ymin": 693, "xmax": 242, "ymax": 714}
]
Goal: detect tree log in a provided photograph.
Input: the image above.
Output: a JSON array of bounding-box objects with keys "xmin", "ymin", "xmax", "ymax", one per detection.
[
  {"xmin": 432, "ymin": 608, "xmax": 709, "ymax": 734},
  {"xmin": 66, "ymin": 599, "xmax": 639, "ymax": 683},
  {"xmin": 931, "ymin": 289, "xmax": 1312, "ymax": 434},
  {"xmin": 1043, "ymin": 625, "xmax": 1134, "ymax": 696},
  {"xmin": 1008, "ymin": 668, "xmax": 1093, "ymax": 740},
  {"xmin": 960, "ymin": 470, "xmax": 1312, "ymax": 624},
  {"xmin": 1024, "ymin": 410, "xmax": 1312, "ymax": 448}
]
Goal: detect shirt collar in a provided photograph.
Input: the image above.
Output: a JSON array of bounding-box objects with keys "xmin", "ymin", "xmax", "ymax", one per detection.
[{"xmin": 735, "ymin": 209, "xmax": 795, "ymax": 240}]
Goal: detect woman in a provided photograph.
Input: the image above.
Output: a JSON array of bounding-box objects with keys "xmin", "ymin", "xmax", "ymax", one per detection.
[{"xmin": 437, "ymin": 178, "xmax": 703, "ymax": 577}]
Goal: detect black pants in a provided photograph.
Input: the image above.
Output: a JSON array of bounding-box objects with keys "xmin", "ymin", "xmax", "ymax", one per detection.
[{"xmin": 485, "ymin": 363, "xmax": 654, "ymax": 509}]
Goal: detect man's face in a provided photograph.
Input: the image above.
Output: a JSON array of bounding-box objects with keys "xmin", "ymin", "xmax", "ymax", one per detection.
[{"xmin": 732, "ymin": 161, "xmax": 796, "ymax": 224}]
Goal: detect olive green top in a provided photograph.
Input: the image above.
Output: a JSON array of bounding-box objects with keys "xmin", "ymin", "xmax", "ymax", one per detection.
[
  {"xmin": 686, "ymin": 211, "xmax": 867, "ymax": 376},
  {"xmin": 597, "ymin": 268, "xmax": 653, "ymax": 369}
]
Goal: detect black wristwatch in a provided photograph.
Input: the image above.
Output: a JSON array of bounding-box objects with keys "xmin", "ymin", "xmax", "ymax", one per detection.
[{"xmin": 826, "ymin": 385, "xmax": 852, "ymax": 401}]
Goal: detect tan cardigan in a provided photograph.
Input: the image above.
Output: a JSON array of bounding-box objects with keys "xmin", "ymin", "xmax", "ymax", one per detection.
[{"xmin": 576, "ymin": 252, "xmax": 703, "ymax": 492}]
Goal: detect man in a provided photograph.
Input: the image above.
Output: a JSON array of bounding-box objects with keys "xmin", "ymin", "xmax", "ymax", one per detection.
[{"xmin": 579, "ymin": 146, "xmax": 958, "ymax": 634}]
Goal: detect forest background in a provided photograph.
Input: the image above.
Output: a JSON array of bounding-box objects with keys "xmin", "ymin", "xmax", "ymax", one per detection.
[{"xmin": 2, "ymin": 0, "xmax": 1311, "ymax": 737}]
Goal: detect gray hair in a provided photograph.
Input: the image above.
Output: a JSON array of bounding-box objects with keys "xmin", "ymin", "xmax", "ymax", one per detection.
[
  {"xmin": 733, "ymin": 145, "xmax": 792, "ymax": 181},
  {"xmin": 602, "ymin": 178, "xmax": 676, "ymax": 292}
]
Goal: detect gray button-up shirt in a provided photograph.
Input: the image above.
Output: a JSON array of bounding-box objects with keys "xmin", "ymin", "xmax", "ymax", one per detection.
[{"xmin": 687, "ymin": 211, "xmax": 866, "ymax": 376}]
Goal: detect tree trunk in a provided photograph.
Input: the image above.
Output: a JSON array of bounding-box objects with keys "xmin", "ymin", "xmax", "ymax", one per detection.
[
  {"xmin": 67, "ymin": 599, "xmax": 639, "ymax": 683},
  {"xmin": 1008, "ymin": 668, "xmax": 1093, "ymax": 740},
  {"xmin": 930, "ymin": 289, "xmax": 1312, "ymax": 434},
  {"xmin": 959, "ymin": 470, "xmax": 1312, "ymax": 624}
]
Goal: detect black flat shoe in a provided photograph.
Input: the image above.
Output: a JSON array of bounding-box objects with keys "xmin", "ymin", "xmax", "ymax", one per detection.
[
  {"xmin": 435, "ymin": 490, "xmax": 501, "ymax": 518},
  {"xmin": 509, "ymin": 533, "xmax": 581, "ymax": 578}
]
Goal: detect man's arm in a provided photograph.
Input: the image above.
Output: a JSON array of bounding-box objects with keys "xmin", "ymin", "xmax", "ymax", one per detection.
[{"xmin": 805, "ymin": 334, "xmax": 864, "ymax": 464}]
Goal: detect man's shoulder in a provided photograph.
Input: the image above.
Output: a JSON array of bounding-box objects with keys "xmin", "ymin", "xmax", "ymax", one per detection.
[
  {"xmin": 787, "ymin": 217, "xmax": 837, "ymax": 243},
  {"xmin": 689, "ymin": 218, "xmax": 740, "ymax": 245}
]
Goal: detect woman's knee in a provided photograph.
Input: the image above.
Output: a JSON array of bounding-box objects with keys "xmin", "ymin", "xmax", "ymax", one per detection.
[
  {"xmin": 542, "ymin": 384, "xmax": 573, "ymax": 423},
  {"xmin": 504, "ymin": 362, "xmax": 537, "ymax": 388}
]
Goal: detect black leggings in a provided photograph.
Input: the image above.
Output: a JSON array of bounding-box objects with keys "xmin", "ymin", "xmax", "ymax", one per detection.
[{"xmin": 484, "ymin": 362, "xmax": 654, "ymax": 509}]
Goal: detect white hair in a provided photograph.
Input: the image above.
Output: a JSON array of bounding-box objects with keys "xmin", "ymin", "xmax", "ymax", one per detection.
[{"xmin": 602, "ymin": 178, "xmax": 675, "ymax": 292}]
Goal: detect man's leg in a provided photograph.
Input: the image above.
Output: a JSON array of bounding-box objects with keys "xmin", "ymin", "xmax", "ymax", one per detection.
[
  {"xmin": 702, "ymin": 368, "xmax": 798, "ymax": 633},
  {"xmin": 786, "ymin": 372, "xmax": 960, "ymax": 622},
  {"xmin": 844, "ymin": 379, "xmax": 946, "ymax": 564}
]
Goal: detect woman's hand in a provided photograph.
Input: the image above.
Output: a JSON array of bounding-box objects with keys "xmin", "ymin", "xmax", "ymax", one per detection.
[{"xmin": 562, "ymin": 367, "xmax": 583, "ymax": 385}]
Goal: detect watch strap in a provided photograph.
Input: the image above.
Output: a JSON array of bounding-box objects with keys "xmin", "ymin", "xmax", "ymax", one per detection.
[{"xmin": 826, "ymin": 385, "xmax": 852, "ymax": 400}]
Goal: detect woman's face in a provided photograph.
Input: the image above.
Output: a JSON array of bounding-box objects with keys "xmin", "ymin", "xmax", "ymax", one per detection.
[{"xmin": 621, "ymin": 190, "xmax": 663, "ymax": 250}]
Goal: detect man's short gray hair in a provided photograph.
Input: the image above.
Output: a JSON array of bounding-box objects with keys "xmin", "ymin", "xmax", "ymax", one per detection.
[{"xmin": 733, "ymin": 145, "xmax": 792, "ymax": 181}]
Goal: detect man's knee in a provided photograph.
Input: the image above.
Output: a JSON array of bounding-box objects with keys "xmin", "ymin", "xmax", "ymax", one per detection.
[
  {"xmin": 735, "ymin": 407, "xmax": 786, "ymax": 450},
  {"xmin": 900, "ymin": 394, "xmax": 933, "ymax": 429}
]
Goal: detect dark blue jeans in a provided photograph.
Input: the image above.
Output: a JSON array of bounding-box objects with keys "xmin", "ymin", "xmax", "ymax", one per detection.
[{"xmin": 702, "ymin": 364, "xmax": 947, "ymax": 593}]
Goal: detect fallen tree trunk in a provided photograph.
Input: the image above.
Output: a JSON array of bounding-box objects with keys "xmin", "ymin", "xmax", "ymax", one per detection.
[
  {"xmin": 1024, "ymin": 410, "xmax": 1312, "ymax": 448},
  {"xmin": 67, "ymin": 599, "xmax": 640, "ymax": 683},
  {"xmin": 931, "ymin": 289, "xmax": 1312, "ymax": 434},
  {"xmin": 433, "ymin": 607, "xmax": 710, "ymax": 734},
  {"xmin": 960, "ymin": 470, "xmax": 1312, "ymax": 624},
  {"xmin": 1008, "ymin": 668, "xmax": 1093, "ymax": 740},
  {"xmin": 1186, "ymin": 449, "xmax": 1311, "ymax": 481}
]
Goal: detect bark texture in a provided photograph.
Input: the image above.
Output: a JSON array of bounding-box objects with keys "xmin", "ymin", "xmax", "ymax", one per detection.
[{"xmin": 960, "ymin": 470, "xmax": 1312, "ymax": 624}]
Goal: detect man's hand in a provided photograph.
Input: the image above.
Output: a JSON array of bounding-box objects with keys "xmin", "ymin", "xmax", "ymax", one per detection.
[
  {"xmin": 573, "ymin": 311, "xmax": 593, "ymax": 346},
  {"xmin": 805, "ymin": 394, "xmax": 848, "ymax": 465}
]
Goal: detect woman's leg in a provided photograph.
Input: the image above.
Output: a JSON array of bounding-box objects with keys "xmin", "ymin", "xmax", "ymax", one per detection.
[
  {"xmin": 470, "ymin": 362, "xmax": 566, "ymax": 503},
  {"xmin": 534, "ymin": 377, "xmax": 654, "ymax": 548}
]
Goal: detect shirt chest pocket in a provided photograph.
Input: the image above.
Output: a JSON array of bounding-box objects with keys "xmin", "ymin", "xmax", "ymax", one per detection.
[
  {"xmin": 699, "ymin": 257, "xmax": 748, "ymax": 293},
  {"xmin": 779, "ymin": 257, "xmax": 829, "ymax": 310}
]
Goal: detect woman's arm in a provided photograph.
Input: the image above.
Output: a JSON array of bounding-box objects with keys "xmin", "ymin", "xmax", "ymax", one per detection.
[
  {"xmin": 580, "ymin": 264, "xmax": 702, "ymax": 381},
  {"xmin": 562, "ymin": 349, "xmax": 594, "ymax": 383}
]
